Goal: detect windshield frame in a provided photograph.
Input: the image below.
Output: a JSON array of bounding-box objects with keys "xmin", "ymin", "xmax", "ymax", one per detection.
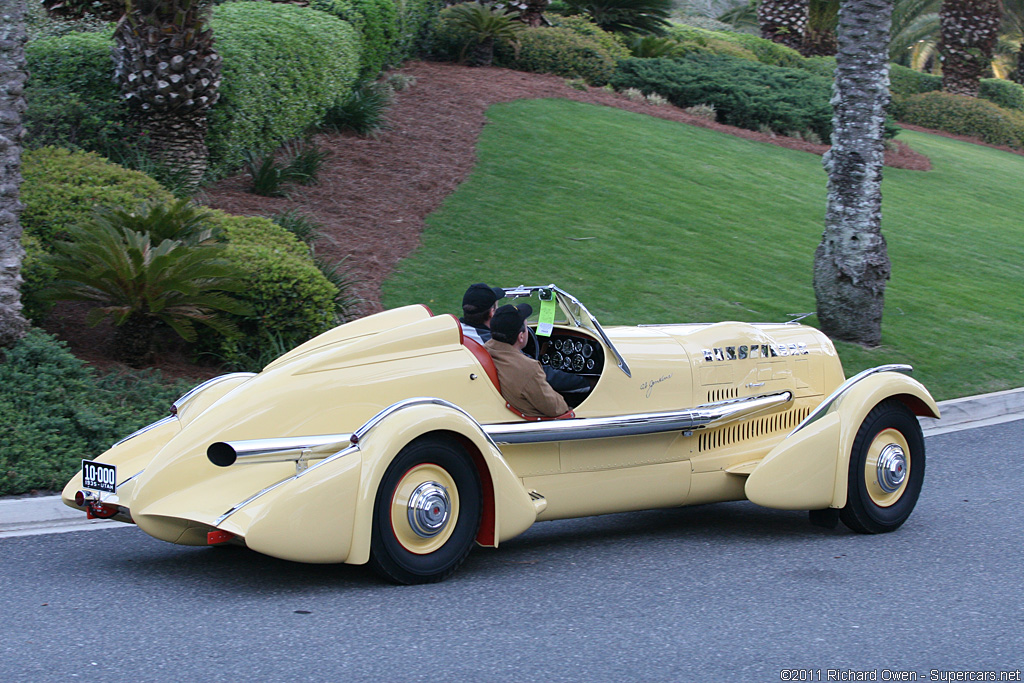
[{"xmin": 500, "ymin": 284, "xmax": 631, "ymax": 378}]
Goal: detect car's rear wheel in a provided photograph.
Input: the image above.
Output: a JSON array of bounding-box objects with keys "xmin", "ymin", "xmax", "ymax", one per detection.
[
  {"xmin": 840, "ymin": 400, "xmax": 925, "ymax": 534},
  {"xmin": 369, "ymin": 435, "xmax": 481, "ymax": 584}
]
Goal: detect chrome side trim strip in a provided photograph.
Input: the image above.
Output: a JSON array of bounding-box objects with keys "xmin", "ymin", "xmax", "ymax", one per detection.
[
  {"xmin": 172, "ymin": 372, "xmax": 256, "ymax": 415},
  {"xmin": 351, "ymin": 397, "xmax": 499, "ymax": 449},
  {"xmin": 111, "ymin": 415, "xmax": 178, "ymax": 449},
  {"xmin": 791, "ymin": 364, "xmax": 913, "ymax": 435},
  {"xmin": 484, "ymin": 392, "xmax": 792, "ymax": 444}
]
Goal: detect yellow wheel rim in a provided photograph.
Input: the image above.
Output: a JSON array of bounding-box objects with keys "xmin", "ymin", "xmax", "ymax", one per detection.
[
  {"xmin": 864, "ymin": 428, "xmax": 911, "ymax": 507},
  {"xmin": 390, "ymin": 464, "xmax": 460, "ymax": 555}
]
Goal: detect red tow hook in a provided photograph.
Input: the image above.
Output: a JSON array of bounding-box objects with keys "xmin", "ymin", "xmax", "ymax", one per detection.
[
  {"xmin": 207, "ymin": 530, "xmax": 235, "ymax": 545},
  {"xmin": 86, "ymin": 502, "xmax": 119, "ymax": 519}
]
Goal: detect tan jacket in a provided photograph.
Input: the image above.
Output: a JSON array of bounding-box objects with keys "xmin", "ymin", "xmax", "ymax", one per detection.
[{"xmin": 485, "ymin": 339, "xmax": 570, "ymax": 418}]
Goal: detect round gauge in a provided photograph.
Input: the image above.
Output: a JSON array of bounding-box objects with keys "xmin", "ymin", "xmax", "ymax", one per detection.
[
  {"xmin": 550, "ymin": 351, "xmax": 563, "ymax": 368},
  {"xmin": 581, "ymin": 343, "xmax": 592, "ymax": 358},
  {"xmin": 572, "ymin": 354, "xmax": 585, "ymax": 372},
  {"xmin": 562, "ymin": 356, "xmax": 573, "ymax": 370},
  {"xmin": 552, "ymin": 339, "xmax": 563, "ymax": 351},
  {"xmin": 540, "ymin": 353, "xmax": 550, "ymax": 366},
  {"xmin": 574, "ymin": 340, "xmax": 584, "ymax": 353},
  {"xmin": 586, "ymin": 359, "xmax": 595, "ymax": 370}
]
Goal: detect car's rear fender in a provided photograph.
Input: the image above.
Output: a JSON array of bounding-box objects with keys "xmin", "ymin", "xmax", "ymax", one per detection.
[
  {"xmin": 346, "ymin": 401, "xmax": 538, "ymax": 565},
  {"xmin": 745, "ymin": 370, "xmax": 939, "ymax": 510}
]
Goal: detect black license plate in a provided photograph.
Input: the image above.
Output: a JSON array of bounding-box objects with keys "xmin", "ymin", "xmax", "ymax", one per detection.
[{"xmin": 82, "ymin": 460, "xmax": 116, "ymax": 493}]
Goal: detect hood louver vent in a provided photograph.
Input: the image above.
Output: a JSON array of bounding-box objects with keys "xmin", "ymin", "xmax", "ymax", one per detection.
[
  {"xmin": 708, "ymin": 387, "xmax": 739, "ymax": 402},
  {"xmin": 698, "ymin": 407, "xmax": 811, "ymax": 452}
]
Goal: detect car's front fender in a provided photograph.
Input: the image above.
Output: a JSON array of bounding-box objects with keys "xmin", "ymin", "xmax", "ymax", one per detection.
[{"xmin": 745, "ymin": 370, "xmax": 939, "ymax": 510}]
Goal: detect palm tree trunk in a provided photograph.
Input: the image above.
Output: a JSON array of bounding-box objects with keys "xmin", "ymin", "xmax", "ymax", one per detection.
[
  {"xmin": 113, "ymin": 311, "xmax": 157, "ymax": 367},
  {"xmin": 470, "ymin": 37, "xmax": 496, "ymax": 67},
  {"xmin": 758, "ymin": 0, "xmax": 810, "ymax": 51},
  {"xmin": 939, "ymin": 0, "xmax": 1000, "ymax": 97},
  {"xmin": 0, "ymin": 0, "xmax": 29, "ymax": 349},
  {"xmin": 813, "ymin": 0, "xmax": 893, "ymax": 347}
]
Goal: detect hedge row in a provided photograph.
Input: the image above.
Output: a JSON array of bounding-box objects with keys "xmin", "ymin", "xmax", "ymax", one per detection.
[
  {"xmin": 611, "ymin": 54, "xmax": 835, "ymax": 140},
  {"xmin": 432, "ymin": 7, "xmax": 628, "ymax": 85},
  {"xmin": 207, "ymin": 2, "xmax": 361, "ymax": 174},
  {"xmin": 24, "ymin": 2, "xmax": 362, "ymax": 175},
  {"xmin": 893, "ymin": 92, "xmax": 1024, "ymax": 149},
  {"xmin": 311, "ymin": 0, "xmax": 400, "ymax": 79},
  {"xmin": 0, "ymin": 330, "xmax": 192, "ymax": 496}
]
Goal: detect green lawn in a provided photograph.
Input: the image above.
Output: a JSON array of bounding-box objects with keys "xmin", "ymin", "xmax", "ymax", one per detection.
[{"xmin": 381, "ymin": 98, "xmax": 1024, "ymax": 400}]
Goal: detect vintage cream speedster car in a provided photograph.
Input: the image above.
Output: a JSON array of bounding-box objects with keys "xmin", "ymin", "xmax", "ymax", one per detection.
[{"xmin": 63, "ymin": 285, "xmax": 939, "ymax": 583}]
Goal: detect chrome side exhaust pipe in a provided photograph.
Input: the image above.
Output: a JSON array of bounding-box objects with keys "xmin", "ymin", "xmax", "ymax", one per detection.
[{"xmin": 207, "ymin": 433, "xmax": 354, "ymax": 467}]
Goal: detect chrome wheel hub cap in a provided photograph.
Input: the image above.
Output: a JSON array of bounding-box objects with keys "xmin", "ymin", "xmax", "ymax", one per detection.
[
  {"xmin": 407, "ymin": 482, "xmax": 451, "ymax": 538},
  {"xmin": 876, "ymin": 444, "xmax": 907, "ymax": 493}
]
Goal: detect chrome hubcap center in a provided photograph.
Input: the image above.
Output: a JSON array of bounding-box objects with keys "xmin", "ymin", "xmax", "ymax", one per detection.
[
  {"xmin": 876, "ymin": 444, "xmax": 907, "ymax": 493},
  {"xmin": 407, "ymin": 482, "xmax": 450, "ymax": 538}
]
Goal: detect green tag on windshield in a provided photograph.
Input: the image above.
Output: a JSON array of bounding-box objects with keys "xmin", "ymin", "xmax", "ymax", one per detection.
[{"xmin": 538, "ymin": 295, "xmax": 556, "ymax": 337}]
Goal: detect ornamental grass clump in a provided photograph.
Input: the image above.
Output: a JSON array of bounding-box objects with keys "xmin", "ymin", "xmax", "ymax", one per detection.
[{"xmin": 322, "ymin": 82, "xmax": 393, "ymax": 136}]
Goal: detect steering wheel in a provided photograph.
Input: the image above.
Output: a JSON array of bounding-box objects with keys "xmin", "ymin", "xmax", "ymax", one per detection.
[{"xmin": 525, "ymin": 326, "xmax": 540, "ymax": 360}]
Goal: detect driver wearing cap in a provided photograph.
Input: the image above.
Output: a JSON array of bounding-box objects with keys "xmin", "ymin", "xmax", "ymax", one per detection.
[
  {"xmin": 485, "ymin": 304, "xmax": 571, "ymax": 418},
  {"xmin": 459, "ymin": 283, "xmax": 505, "ymax": 344}
]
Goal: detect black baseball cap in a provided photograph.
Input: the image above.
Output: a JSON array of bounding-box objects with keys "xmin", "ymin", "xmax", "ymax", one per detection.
[
  {"xmin": 490, "ymin": 303, "xmax": 533, "ymax": 342},
  {"xmin": 462, "ymin": 283, "xmax": 505, "ymax": 313}
]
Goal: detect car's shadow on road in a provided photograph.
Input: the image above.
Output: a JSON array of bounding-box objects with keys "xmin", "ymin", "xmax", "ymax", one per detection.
[{"xmin": 83, "ymin": 500, "xmax": 850, "ymax": 590}]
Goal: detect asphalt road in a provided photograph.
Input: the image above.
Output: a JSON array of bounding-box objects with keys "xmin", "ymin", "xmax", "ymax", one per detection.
[{"xmin": 1, "ymin": 420, "xmax": 1022, "ymax": 683}]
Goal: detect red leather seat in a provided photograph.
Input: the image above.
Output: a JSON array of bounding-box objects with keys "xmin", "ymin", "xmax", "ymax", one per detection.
[{"xmin": 462, "ymin": 336, "xmax": 574, "ymax": 422}]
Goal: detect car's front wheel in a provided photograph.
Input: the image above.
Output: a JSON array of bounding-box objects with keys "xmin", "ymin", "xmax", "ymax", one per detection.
[
  {"xmin": 369, "ymin": 435, "xmax": 482, "ymax": 584},
  {"xmin": 840, "ymin": 399, "xmax": 925, "ymax": 534}
]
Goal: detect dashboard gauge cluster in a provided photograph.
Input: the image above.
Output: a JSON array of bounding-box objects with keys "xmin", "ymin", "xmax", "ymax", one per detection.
[{"xmin": 539, "ymin": 335, "xmax": 604, "ymax": 375}]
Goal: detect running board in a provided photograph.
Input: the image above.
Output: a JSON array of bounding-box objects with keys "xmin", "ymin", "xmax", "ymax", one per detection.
[{"xmin": 724, "ymin": 460, "xmax": 761, "ymax": 476}]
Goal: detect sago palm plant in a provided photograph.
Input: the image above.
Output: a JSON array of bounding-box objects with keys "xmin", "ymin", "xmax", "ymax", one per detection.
[
  {"xmin": 563, "ymin": 0, "xmax": 673, "ymax": 35},
  {"xmin": 45, "ymin": 216, "xmax": 249, "ymax": 366},
  {"xmin": 447, "ymin": 3, "xmax": 524, "ymax": 66}
]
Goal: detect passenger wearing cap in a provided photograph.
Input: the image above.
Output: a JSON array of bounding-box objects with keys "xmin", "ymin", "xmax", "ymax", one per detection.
[
  {"xmin": 459, "ymin": 283, "xmax": 505, "ymax": 344},
  {"xmin": 485, "ymin": 304, "xmax": 571, "ymax": 419}
]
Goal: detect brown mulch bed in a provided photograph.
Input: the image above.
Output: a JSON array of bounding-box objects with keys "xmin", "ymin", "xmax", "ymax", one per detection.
[
  {"xmin": 46, "ymin": 60, "xmax": 936, "ymax": 379},
  {"xmin": 201, "ymin": 60, "xmax": 933, "ymax": 316}
]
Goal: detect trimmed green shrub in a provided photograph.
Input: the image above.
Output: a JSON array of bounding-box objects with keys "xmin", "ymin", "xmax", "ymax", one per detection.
[
  {"xmin": 611, "ymin": 55, "xmax": 834, "ymax": 139},
  {"xmin": 0, "ymin": 329, "xmax": 191, "ymax": 496},
  {"xmin": 979, "ymin": 79, "xmax": 1024, "ymax": 112},
  {"xmin": 19, "ymin": 234, "xmax": 57, "ymax": 324},
  {"xmin": 310, "ymin": 0, "xmax": 399, "ymax": 78},
  {"xmin": 24, "ymin": 28, "xmax": 135, "ymax": 154},
  {"xmin": 664, "ymin": 23, "xmax": 802, "ymax": 67},
  {"xmin": 393, "ymin": 0, "xmax": 442, "ymax": 61},
  {"xmin": 20, "ymin": 147, "xmax": 174, "ymax": 244},
  {"xmin": 24, "ymin": 5, "xmax": 363, "ymax": 176},
  {"xmin": 207, "ymin": 2, "xmax": 361, "ymax": 175},
  {"xmin": 201, "ymin": 212, "xmax": 340, "ymax": 369},
  {"xmin": 726, "ymin": 31, "xmax": 805, "ymax": 68},
  {"xmin": 796, "ymin": 55, "xmax": 837, "ymax": 79},
  {"xmin": 496, "ymin": 23, "xmax": 630, "ymax": 86},
  {"xmin": 888, "ymin": 63, "xmax": 941, "ymax": 97},
  {"xmin": 895, "ymin": 91, "xmax": 1024, "ymax": 149}
]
